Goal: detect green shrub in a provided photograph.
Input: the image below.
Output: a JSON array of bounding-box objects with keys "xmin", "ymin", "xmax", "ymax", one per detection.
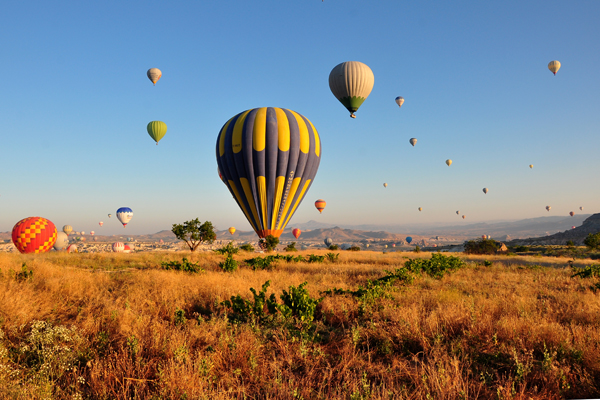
[
  {"xmin": 284, "ymin": 242, "xmax": 298, "ymax": 252},
  {"xmin": 219, "ymin": 254, "xmax": 238, "ymax": 272},
  {"xmin": 278, "ymin": 282, "xmax": 322, "ymax": 324},
  {"xmin": 329, "ymin": 244, "xmax": 339, "ymax": 250},
  {"xmin": 571, "ymin": 265, "xmax": 600, "ymax": 279},
  {"xmin": 214, "ymin": 242, "xmax": 239, "ymax": 255},
  {"xmin": 348, "ymin": 245, "xmax": 360, "ymax": 251},
  {"xmin": 245, "ymin": 255, "xmax": 279, "ymax": 270},
  {"xmin": 12, "ymin": 263, "xmax": 33, "ymax": 282},
  {"xmin": 326, "ymin": 252, "xmax": 339, "ymax": 262},
  {"xmin": 464, "ymin": 238, "xmax": 500, "ymax": 255},
  {"xmin": 239, "ymin": 243, "xmax": 255, "ymax": 252},
  {"xmin": 161, "ymin": 258, "xmax": 204, "ymax": 273},
  {"xmin": 173, "ymin": 308, "xmax": 187, "ymax": 326},
  {"xmin": 404, "ymin": 253, "xmax": 466, "ymax": 279},
  {"xmin": 584, "ymin": 233, "xmax": 600, "ymax": 251},
  {"xmin": 261, "ymin": 235, "xmax": 279, "ymax": 252},
  {"xmin": 414, "ymin": 245, "xmax": 421, "ymax": 253},
  {"xmin": 221, "ymin": 281, "xmax": 278, "ymax": 324},
  {"xmin": 307, "ymin": 254, "xmax": 325, "ymax": 263},
  {"xmin": 513, "ymin": 245, "xmax": 529, "ymax": 253}
]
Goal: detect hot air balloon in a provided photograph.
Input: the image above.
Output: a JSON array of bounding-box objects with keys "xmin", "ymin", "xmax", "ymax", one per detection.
[
  {"xmin": 147, "ymin": 121, "xmax": 167, "ymax": 145},
  {"xmin": 147, "ymin": 68, "xmax": 162, "ymax": 85},
  {"xmin": 446, "ymin": 159, "xmax": 452, "ymax": 166},
  {"xmin": 580, "ymin": 206, "xmax": 584, "ymax": 211},
  {"xmin": 292, "ymin": 228, "xmax": 301, "ymax": 239},
  {"xmin": 456, "ymin": 211, "xmax": 460, "ymax": 215},
  {"xmin": 482, "ymin": 235, "xmax": 487, "ymax": 239},
  {"xmin": 392, "ymin": 243, "xmax": 396, "ymax": 247},
  {"xmin": 384, "ymin": 244, "xmax": 388, "ymax": 249},
  {"xmin": 108, "ymin": 214, "xmax": 112, "ymax": 218},
  {"xmin": 483, "ymin": 188, "xmax": 489, "ymax": 194},
  {"xmin": 569, "ymin": 211, "xmax": 574, "ymax": 217},
  {"xmin": 216, "ymin": 108, "xmax": 321, "ymax": 238},
  {"xmin": 546, "ymin": 206, "xmax": 551, "ymax": 212},
  {"xmin": 572, "ymin": 226, "xmax": 576, "ymax": 229},
  {"xmin": 409, "ymin": 138, "xmax": 417, "ymax": 147},
  {"xmin": 80, "ymin": 237, "xmax": 86, "ymax": 242},
  {"xmin": 366, "ymin": 243, "xmax": 370, "ymax": 248},
  {"xmin": 66, "ymin": 244, "xmax": 77, "ymax": 253},
  {"xmin": 12, "ymin": 217, "xmax": 57, "ymax": 254},
  {"xmin": 90, "ymin": 231, "xmax": 95, "ymax": 236},
  {"xmin": 315, "ymin": 199, "xmax": 326, "ymax": 214},
  {"xmin": 383, "ymin": 183, "xmax": 388, "ymax": 188},
  {"xmin": 112, "ymin": 242, "xmax": 125, "ymax": 253},
  {"xmin": 116, "ymin": 207, "xmax": 133, "ymax": 227},
  {"xmin": 548, "ymin": 61, "xmax": 561, "ymax": 75},
  {"xmin": 329, "ymin": 61, "xmax": 374, "ymax": 118},
  {"xmin": 395, "ymin": 96, "xmax": 404, "ymax": 108},
  {"xmin": 529, "ymin": 165, "xmax": 533, "ymax": 169},
  {"xmin": 228, "ymin": 227, "xmax": 236, "ymax": 235},
  {"xmin": 123, "ymin": 245, "xmax": 132, "ymax": 254},
  {"xmin": 406, "ymin": 236, "xmax": 413, "ymax": 244},
  {"xmin": 63, "ymin": 225, "xmax": 73, "ymax": 235},
  {"xmin": 81, "ymin": 231, "xmax": 85, "ymax": 235},
  {"xmin": 99, "ymin": 221, "xmax": 103, "ymax": 227},
  {"xmin": 418, "ymin": 207, "xmax": 422, "ymax": 212},
  {"xmin": 54, "ymin": 232, "xmax": 69, "ymax": 251},
  {"xmin": 324, "ymin": 237, "xmax": 333, "ymax": 247},
  {"xmin": 462, "ymin": 215, "xmax": 466, "ymax": 219}
]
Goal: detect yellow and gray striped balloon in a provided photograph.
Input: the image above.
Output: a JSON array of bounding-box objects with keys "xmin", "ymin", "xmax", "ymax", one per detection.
[
  {"xmin": 329, "ymin": 61, "xmax": 374, "ymax": 118},
  {"xmin": 548, "ymin": 61, "xmax": 561, "ymax": 75},
  {"xmin": 216, "ymin": 107, "xmax": 321, "ymax": 239}
]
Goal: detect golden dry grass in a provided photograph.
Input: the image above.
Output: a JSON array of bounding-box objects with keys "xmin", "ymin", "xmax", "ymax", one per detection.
[{"xmin": 0, "ymin": 249, "xmax": 598, "ymax": 399}]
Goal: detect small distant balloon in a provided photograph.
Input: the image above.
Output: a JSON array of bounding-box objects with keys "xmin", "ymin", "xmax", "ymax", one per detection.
[
  {"xmin": 395, "ymin": 96, "xmax": 404, "ymax": 108},
  {"xmin": 315, "ymin": 199, "xmax": 326, "ymax": 213},
  {"xmin": 63, "ymin": 225, "xmax": 73, "ymax": 235},
  {"xmin": 384, "ymin": 244, "xmax": 388, "ymax": 248},
  {"xmin": 572, "ymin": 226, "xmax": 576, "ymax": 229},
  {"xmin": 546, "ymin": 206, "xmax": 551, "ymax": 212},
  {"xmin": 409, "ymin": 138, "xmax": 417, "ymax": 147},
  {"xmin": 446, "ymin": 159, "xmax": 452, "ymax": 167},
  {"xmin": 569, "ymin": 211, "xmax": 574, "ymax": 217},
  {"xmin": 483, "ymin": 188, "xmax": 489, "ymax": 194},
  {"xmin": 147, "ymin": 68, "xmax": 162, "ymax": 85},
  {"xmin": 147, "ymin": 121, "xmax": 167, "ymax": 145},
  {"xmin": 228, "ymin": 227, "xmax": 236, "ymax": 235},
  {"xmin": 456, "ymin": 211, "xmax": 460, "ymax": 215},
  {"xmin": 292, "ymin": 228, "xmax": 301, "ymax": 239},
  {"xmin": 99, "ymin": 221, "xmax": 103, "ymax": 226},
  {"xmin": 108, "ymin": 214, "xmax": 112, "ymax": 218},
  {"xmin": 324, "ymin": 237, "xmax": 333, "ymax": 247},
  {"xmin": 580, "ymin": 206, "xmax": 583, "ymax": 211},
  {"xmin": 90, "ymin": 231, "xmax": 95, "ymax": 236},
  {"xmin": 383, "ymin": 183, "xmax": 388, "ymax": 188},
  {"xmin": 392, "ymin": 243, "xmax": 396, "ymax": 247},
  {"xmin": 418, "ymin": 207, "xmax": 422, "ymax": 212},
  {"xmin": 548, "ymin": 61, "xmax": 561, "ymax": 75},
  {"xmin": 529, "ymin": 165, "xmax": 533, "ymax": 169},
  {"xmin": 406, "ymin": 236, "xmax": 413, "ymax": 244},
  {"xmin": 116, "ymin": 207, "xmax": 133, "ymax": 227},
  {"xmin": 462, "ymin": 215, "xmax": 466, "ymax": 219}
]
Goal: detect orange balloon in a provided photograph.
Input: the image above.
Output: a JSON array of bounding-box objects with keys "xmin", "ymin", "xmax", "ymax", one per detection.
[
  {"xmin": 12, "ymin": 217, "xmax": 57, "ymax": 254},
  {"xmin": 315, "ymin": 199, "xmax": 326, "ymax": 213},
  {"xmin": 292, "ymin": 228, "xmax": 301, "ymax": 239}
]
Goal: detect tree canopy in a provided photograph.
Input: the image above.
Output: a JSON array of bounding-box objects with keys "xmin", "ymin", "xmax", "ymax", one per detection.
[{"xmin": 171, "ymin": 219, "xmax": 216, "ymax": 252}]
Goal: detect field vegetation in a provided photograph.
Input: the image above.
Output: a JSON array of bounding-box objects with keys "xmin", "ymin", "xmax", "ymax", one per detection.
[{"xmin": 0, "ymin": 249, "xmax": 599, "ymax": 399}]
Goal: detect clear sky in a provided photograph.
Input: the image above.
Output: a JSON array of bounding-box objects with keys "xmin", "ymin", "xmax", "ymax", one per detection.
[{"xmin": 1, "ymin": 0, "xmax": 599, "ymax": 235}]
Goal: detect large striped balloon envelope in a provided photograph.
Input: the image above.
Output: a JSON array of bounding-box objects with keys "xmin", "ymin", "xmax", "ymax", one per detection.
[
  {"xmin": 12, "ymin": 217, "xmax": 57, "ymax": 254},
  {"xmin": 216, "ymin": 107, "xmax": 321, "ymax": 239}
]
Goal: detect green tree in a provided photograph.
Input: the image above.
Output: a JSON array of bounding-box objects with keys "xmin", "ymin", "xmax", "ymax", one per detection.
[
  {"xmin": 171, "ymin": 219, "xmax": 216, "ymax": 252},
  {"xmin": 584, "ymin": 232, "xmax": 600, "ymax": 251},
  {"xmin": 260, "ymin": 235, "xmax": 279, "ymax": 252}
]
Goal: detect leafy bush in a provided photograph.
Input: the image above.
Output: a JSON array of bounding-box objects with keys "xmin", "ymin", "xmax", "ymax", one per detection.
[
  {"xmin": 239, "ymin": 243, "xmax": 255, "ymax": 252},
  {"xmin": 307, "ymin": 254, "xmax": 325, "ymax": 263},
  {"xmin": 173, "ymin": 308, "xmax": 187, "ymax": 326},
  {"xmin": 278, "ymin": 282, "xmax": 322, "ymax": 324},
  {"xmin": 404, "ymin": 253, "xmax": 466, "ymax": 279},
  {"xmin": 571, "ymin": 265, "xmax": 600, "ymax": 279},
  {"xmin": 12, "ymin": 263, "xmax": 33, "ymax": 282},
  {"xmin": 584, "ymin": 233, "xmax": 600, "ymax": 251},
  {"xmin": 414, "ymin": 245, "xmax": 421, "ymax": 253},
  {"xmin": 214, "ymin": 242, "xmax": 239, "ymax": 255},
  {"xmin": 326, "ymin": 252, "xmax": 339, "ymax": 262},
  {"xmin": 284, "ymin": 242, "xmax": 298, "ymax": 252},
  {"xmin": 329, "ymin": 244, "xmax": 339, "ymax": 250},
  {"xmin": 484, "ymin": 260, "xmax": 493, "ymax": 267},
  {"xmin": 245, "ymin": 255, "xmax": 279, "ymax": 270},
  {"xmin": 171, "ymin": 219, "xmax": 216, "ymax": 251},
  {"xmin": 161, "ymin": 258, "xmax": 204, "ymax": 273},
  {"xmin": 464, "ymin": 238, "xmax": 500, "ymax": 255},
  {"xmin": 260, "ymin": 235, "xmax": 279, "ymax": 252},
  {"xmin": 513, "ymin": 245, "xmax": 530, "ymax": 253},
  {"xmin": 348, "ymin": 245, "xmax": 360, "ymax": 251},
  {"xmin": 219, "ymin": 254, "xmax": 238, "ymax": 272}
]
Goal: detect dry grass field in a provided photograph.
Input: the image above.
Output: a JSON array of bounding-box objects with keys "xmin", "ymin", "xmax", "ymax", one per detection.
[{"xmin": 0, "ymin": 249, "xmax": 599, "ymax": 399}]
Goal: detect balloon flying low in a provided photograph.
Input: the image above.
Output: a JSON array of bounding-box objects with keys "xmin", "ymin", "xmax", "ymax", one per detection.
[
  {"xmin": 66, "ymin": 244, "xmax": 77, "ymax": 253},
  {"xmin": 228, "ymin": 227, "xmax": 236, "ymax": 235},
  {"xmin": 395, "ymin": 96, "xmax": 404, "ymax": 108},
  {"xmin": 572, "ymin": 226, "xmax": 576, "ymax": 229},
  {"xmin": 548, "ymin": 61, "xmax": 561, "ymax": 75},
  {"xmin": 324, "ymin": 237, "xmax": 333, "ymax": 247},
  {"xmin": 216, "ymin": 107, "xmax": 321, "ymax": 239},
  {"xmin": 147, "ymin": 121, "xmax": 167, "ymax": 145},
  {"xmin": 12, "ymin": 217, "xmax": 57, "ymax": 254},
  {"xmin": 483, "ymin": 188, "xmax": 489, "ymax": 194},
  {"xmin": 90, "ymin": 231, "xmax": 95, "ymax": 236},
  {"xmin": 315, "ymin": 199, "xmax": 326, "ymax": 214},
  {"xmin": 409, "ymin": 138, "xmax": 417, "ymax": 147},
  {"xmin": 63, "ymin": 225, "xmax": 73, "ymax": 235},
  {"xmin": 112, "ymin": 242, "xmax": 125, "ymax": 253},
  {"xmin": 405, "ymin": 236, "xmax": 413, "ymax": 244},
  {"xmin": 116, "ymin": 207, "xmax": 133, "ymax": 227},
  {"xmin": 292, "ymin": 228, "xmax": 301, "ymax": 239},
  {"xmin": 147, "ymin": 68, "xmax": 162, "ymax": 85},
  {"xmin": 446, "ymin": 159, "xmax": 452, "ymax": 166},
  {"xmin": 329, "ymin": 61, "xmax": 374, "ymax": 118}
]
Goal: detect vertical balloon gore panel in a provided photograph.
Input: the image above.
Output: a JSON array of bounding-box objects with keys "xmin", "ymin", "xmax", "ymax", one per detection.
[{"xmin": 216, "ymin": 107, "xmax": 321, "ymax": 238}]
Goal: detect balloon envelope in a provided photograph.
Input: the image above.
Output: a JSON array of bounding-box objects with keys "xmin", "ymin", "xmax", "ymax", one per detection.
[
  {"xmin": 418, "ymin": 207, "xmax": 422, "ymax": 212},
  {"xmin": 462, "ymin": 215, "xmax": 466, "ymax": 219},
  {"xmin": 546, "ymin": 206, "xmax": 551, "ymax": 211},
  {"xmin": 383, "ymin": 183, "xmax": 388, "ymax": 188},
  {"xmin": 324, "ymin": 237, "xmax": 333, "ymax": 246},
  {"xmin": 569, "ymin": 211, "xmax": 574, "ymax": 217},
  {"xmin": 548, "ymin": 60, "xmax": 561, "ymax": 75},
  {"xmin": 446, "ymin": 159, "xmax": 452, "ymax": 166},
  {"xmin": 395, "ymin": 96, "xmax": 404, "ymax": 107},
  {"xmin": 456, "ymin": 211, "xmax": 460, "ymax": 215},
  {"xmin": 63, "ymin": 225, "xmax": 73, "ymax": 235},
  {"xmin": 216, "ymin": 107, "xmax": 321, "ymax": 238},
  {"xmin": 315, "ymin": 199, "xmax": 326, "ymax": 214},
  {"xmin": 409, "ymin": 138, "xmax": 417, "ymax": 147},
  {"xmin": 112, "ymin": 242, "xmax": 125, "ymax": 253},
  {"xmin": 54, "ymin": 232, "xmax": 69, "ymax": 251},
  {"xmin": 66, "ymin": 244, "xmax": 78, "ymax": 253},
  {"xmin": 329, "ymin": 61, "xmax": 374, "ymax": 118},
  {"xmin": 529, "ymin": 165, "xmax": 533, "ymax": 169},
  {"xmin": 147, "ymin": 121, "xmax": 167, "ymax": 145},
  {"xmin": 580, "ymin": 206, "xmax": 583, "ymax": 211},
  {"xmin": 12, "ymin": 217, "xmax": 57, "ymax": 254},
  {"xmin": 292, "ymin": 228, "xmax": 301, "ymax": 239},
  {"xmin": 228, "ymin": 227, "xmax": 236, "ymax": 235},
  {"xmin": 406, "ymin": 236, "xmax": 413, "ymax": 244},
  {"xmin": 99, "ymin": 221, "xmax": 103, "ymax": 226},
  {"xmin": 147, "ymin": 68, "xmax": 162, "ymax": 85},
  {"xmin": 483, "ymin": 188, "xmax": 489, "ymax": 194},
  {"xmin": 116, "ymin": 207, "xmax": 133, "ymax": 227},
  {"xmin": 108, "ymin": 214, "xmax": 112, "ymax": 218}
]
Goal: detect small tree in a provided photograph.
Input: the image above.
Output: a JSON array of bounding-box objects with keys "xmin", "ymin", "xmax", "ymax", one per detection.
[
  {"xmin": 584, "ymin": 232, "xmax": 600, "ymax": 251},
  {"xmin": 284, "ymin": 242, "xmax": 298, "ymax": 252},
  {"xmin": 171, "ymin": 219, "xmax": 216, "ymax": 252},
  {"xmin": 260, "ymin": 235, "xmax": 279, "ymax": 252}
]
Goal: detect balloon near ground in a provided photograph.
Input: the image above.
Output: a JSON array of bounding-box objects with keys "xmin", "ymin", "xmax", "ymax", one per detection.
[
  {"xmin": 548, "ymin": 60, "xmax": 561, "ymax": 75},
  {"xmin": 147, "ymin": 68, "xmax": 162, "ymax": 85},
  {"xmin": 117, "ymin": 207, "xmax": 133, "ymax": 227},
  {"xmin": 147, "ymin": 121, "xmax": 167, "ymax": 145},
  {"xmin": 315, "ymin": 199, "xmax": 326, "ymax": 213},
  {"xmin": 228, "ymin": 227, "xmax": 236, "ymax": 235},
  {"xmin": 216, "ymin": 107, "xmax": 321, "ymax": 239},
  {"xmin": 112, "ymin": 242, "xmax": 125, "ymax": 253},
  {"xmin": 329, "ymin": 61, "xmax": 374, "ymax": 118},
  {"xmin": 12, "ymin": 217, "xmax": 57, "ymax": 254},
  {"xmin": 66, "ymin": 244, "xmax": 77, "ymax": 253},
  {"xmin": 324, "ymin": 237, "xmax": 333, "ymax": 247},
  {"xmin": 99, "ymin": 221, "xmax": 103, "ymax": 226},
  {"xmin": 54, "ymin": 232, "xmax": 69, "ymax": 251}
]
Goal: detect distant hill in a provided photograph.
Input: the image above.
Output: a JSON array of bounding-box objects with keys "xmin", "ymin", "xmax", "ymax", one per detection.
[{"xmin": 509, "ymin": 213, "xmax": 600, "ymax": 246}]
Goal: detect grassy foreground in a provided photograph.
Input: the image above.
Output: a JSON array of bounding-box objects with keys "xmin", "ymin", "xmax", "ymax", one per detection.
[{"xmin": 0, "ymin": 250, "xmax": 599, "ymax": 399}]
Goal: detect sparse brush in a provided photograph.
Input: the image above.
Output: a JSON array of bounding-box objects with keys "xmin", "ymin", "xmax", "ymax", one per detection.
[
  {"xmin": 214, "ymin": 242, "xmax": 239, "ymax": 255},
  {"xmin": 219, "ymin": 254, "xmax": 238, "ymax": 272},
  {"xmin": 239, "ymin": 243, "xmax": 255, "ymax": 252},
  {"xmin": 161, "ymin": 257, "xmax": 204, "ymax": 273}
]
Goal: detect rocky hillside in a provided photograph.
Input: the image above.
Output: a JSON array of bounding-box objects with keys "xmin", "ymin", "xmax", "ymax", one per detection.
[{"xmin": 508, "ymin": 213, "xmax": 600, "ymax": 246}]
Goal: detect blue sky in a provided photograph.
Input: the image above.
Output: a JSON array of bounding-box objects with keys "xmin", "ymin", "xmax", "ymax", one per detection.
[{"xmin": 1, "ymin": 0, "xmax": 599, "ymax": 235}]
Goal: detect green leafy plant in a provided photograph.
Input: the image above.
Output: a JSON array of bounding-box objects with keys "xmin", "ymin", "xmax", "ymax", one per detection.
[
  {"xmin": 284, "ymin": 242, "xmax": 298, "ymax": 252},
  {"xmin": 221, "ymin": 281, "xmax": 278, "ymax": 324},
  {"xmin": 329, "ymin": 244, "xmax": 339, "ymax": 250},
  {"xmin": 174, "ymin": 308, "xmax": 187, "ymax": 326},
  {"xmin": 161, "ymin": 258, "xmax": 204, "ymax": 273},
  {"xmin": 584, "ymin": 233, "xmax": 600, "ymax": 251},
  {"xmin": 219, "ymin": 254, "xmax": 239, "ymax": 272},
  {"xmin": 239, "ymin": 243, "xmax": 255, "ymax": 252},
  {"xmin": 348, "ymin": 245, "xmax": 360, "ymax": 251},
  {"xmin": 12, "ymin": 263, "xmax": 33, "ymax": 282},
  {"xmin": 171, "ymin": 219, "xmax": 216, "ymax": 251},
  {"xmin": 464, "ymin": 238, "xmax": 501, "ymax": 255},
  {"xmin": 413, "ymin": 245, "xmax": 421, "ymax": 253},
  {"xmin": 326, "ymin": 252, "xmax": 339, "ymax": 262},
  {"xmin": 404, "ymin": 253, "xmax": 466, "ymax": 279},
  {"xmin": 307, "ymin": 254, "xmax": 325, "ymax": 263},
  {"xmin": 571, "ymin": 264, "xmax": 600, "ymax": 279},
  {"xmin": 214, "ymin": 242, "xmax": 239, "ymax": 255},
  {"xmin": 278, "ymin": 282, "xmax": 322, "ymax": 324},
  {"xmin": 245, "ymin": 255, "xmax": 278, "ymax": 270}
]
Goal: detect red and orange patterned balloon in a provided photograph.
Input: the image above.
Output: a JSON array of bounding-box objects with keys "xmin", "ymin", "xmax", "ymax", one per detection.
[{"xmin": 12, "ymin": 217, "xmax": 57, "ymax": 254}]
